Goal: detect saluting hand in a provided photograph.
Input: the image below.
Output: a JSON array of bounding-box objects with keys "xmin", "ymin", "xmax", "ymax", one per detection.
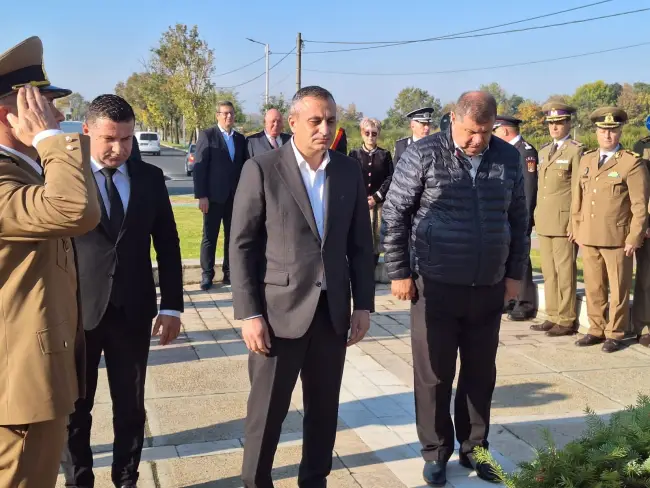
[{"xmin": 6, "ymin": 85, "xmax": 59, "ymax": 147}]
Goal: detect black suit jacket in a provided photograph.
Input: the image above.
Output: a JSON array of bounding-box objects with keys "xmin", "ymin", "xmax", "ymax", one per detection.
[
  {"xmin": 193, "ymin": 126, "xmax": 248, "ymax": 204},
  {"xmin": 514, "ymin": 137, "xmax": 538, "ymax": 233},
  {"xmin": 246, "ymin": 131, "xmax": 292, "ymax": 158},
  {"xmin": 230, "ymin": 143, "xmax": 375, "ymax": 338},
  {"xmin": 74, "ymin": 159, "xmax": 184, "ymax": 330}
]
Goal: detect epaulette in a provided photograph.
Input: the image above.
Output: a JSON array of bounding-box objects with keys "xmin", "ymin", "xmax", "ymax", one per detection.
[
  {"xmin": 570, "ymin": 140, "xmax": 584, "ymax": 146},
  {"xmin": 523, "ymin": 142, "xmax": 533, "ymax": 150},
  {"xmin": 641, "ymin": 135, "xmax": 650, "ymax": 143},
  {"xmin": 583, "ymin": 148, "xmax": 597, "ymax": 155},
  {"xmin": 625, "ymin": 150, "xmax": 641, "ymax": 158},
  {"xmin": 540, "ymin": 141, "xmax": 552, "ymax": 149}
]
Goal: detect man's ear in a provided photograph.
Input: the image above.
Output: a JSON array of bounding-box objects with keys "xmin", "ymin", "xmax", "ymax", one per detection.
[{"xmin": 82, "ymin": 122, "xmax": 90, "ymax": 135}]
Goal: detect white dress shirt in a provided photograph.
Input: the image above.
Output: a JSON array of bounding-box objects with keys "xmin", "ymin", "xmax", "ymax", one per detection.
[
  {"xmin": 553, "ymin": 134, "xmax": 571, "ymax": 149},
  {"xmin": 91, "ymin": 158, "xmax": 180, "ymax": 319},
  {"xmin": 265, "ymin": 131, "xmax": 284, "ymax": 149},
  {"xmin": 508, "ymin": 135, "xmax": 522, "ymax": 146},
  {"xmin": 599, "ymin": 144, "xmax": 621, "ymax": 165},
  {"xmin": 0, "ymin": 129, "xmax": 64, "ymax": 175}
]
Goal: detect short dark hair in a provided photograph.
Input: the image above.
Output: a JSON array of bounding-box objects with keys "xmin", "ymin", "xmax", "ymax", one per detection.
[
  {"xmin": 290, "ymin": 86, "xmax": 335, "ymax": 115},
  {"xmin": 86, "ymin": 94, "xmax": 135, "ymax": 124},
  {"xmin": 455, "ymin": 91, "xmax": 497, "ymax": 124},
  {"xmin": 217, "ymin": 100, "xmax": 234, "ymax": 111}
]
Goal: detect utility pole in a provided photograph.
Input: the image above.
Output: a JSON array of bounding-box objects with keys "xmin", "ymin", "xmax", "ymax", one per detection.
[
  {"xmin": 296, "ymin": 32, "xmax": 302, "ymax": 92},
  {"xmin": 264, "ymin": 43, "xmax": 270, "ymax": 106}
]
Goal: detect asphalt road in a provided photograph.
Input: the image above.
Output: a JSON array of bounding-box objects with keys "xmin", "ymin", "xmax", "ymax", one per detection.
[{"xmin": 141, "ymin": 146, "xmax": 193, "ymax": 195}]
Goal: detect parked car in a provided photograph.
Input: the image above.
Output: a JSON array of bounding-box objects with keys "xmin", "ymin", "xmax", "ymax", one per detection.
[
  {"xmin": 60, "ymin": 120, "xmax": 84, "ymax": 134},
  {"xmin": 185, "ymin": 143, "xmax": 196, "ymax": 176},
  {"xmin": 135, "ymin": 131, "xmax": 161, "ymax": 156}
]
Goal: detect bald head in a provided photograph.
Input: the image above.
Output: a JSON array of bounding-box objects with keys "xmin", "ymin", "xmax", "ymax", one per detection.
[
  {"xmin": 264, "ymin": 108, "xmax": 284, "ymax": 137},
  {"xmin": 454, "ymin": 91, "xmax": 497, "ymax": 125}
]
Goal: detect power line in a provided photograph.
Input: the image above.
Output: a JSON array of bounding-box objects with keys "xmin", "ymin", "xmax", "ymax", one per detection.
[
  {"xmin": 299, "ymin": 7, "xmax": 650, "ymax": 54},
  {"xmin": 304, "ymin": 0, "xmax": 615, "ymax": 45},
  {"xmin": 215, "ymin": 47, "xmax": 295, "ymax": 89},
  {"xmin": 302, "ymin": 41, "xmax": 650, "ymax": 76},
  {"xmin": 215, "ymin": 55, "xmax": 265, "ymax": 76}
]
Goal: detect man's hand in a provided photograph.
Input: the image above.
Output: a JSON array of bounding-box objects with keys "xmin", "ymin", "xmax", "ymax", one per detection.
[
  {"xmin": 392, "ymin": 278, "xmax": 416, "ymax": 301},
  {"xmin": 198, "ymin": 197, "xmax": 209, "ymax": 214},
  {"xmin": 347, "ymin": 310, "xmax": 370, "ymax": 347},
  {"xmin": 504, "ymin": 278, "xmax": 521, "ymax": 303},
  {"xmin": 242, "ymin": 316, "xmax": 271, "ymax": 354},
  {"xmin": 367, "ymin": 196, "xmax": 376, "ymax": 209},
  {"xmin": 152, "ymin": 315, "xmax": 181, "ymax": 346},
  {"xmin": 645, "ymin": 228, "xmax": 650, "ymax": 239},
  {"xmin": 6, "ymin": 86, "xmax": 59, "ymax": 147},
  {"xmin": 624, "ymin": 243, "xmax": 638, "ymax": 257},
  {"xmin": 567, "ymin": 231, "xmax": 575, "ymax": 242}
]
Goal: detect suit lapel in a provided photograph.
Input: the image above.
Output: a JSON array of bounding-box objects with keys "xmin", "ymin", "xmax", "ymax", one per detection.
[
  {"xmin": 322, "ymin": 151, "xmax": 340, "ymax": 245},
  {"xmin": 215, "ymin": 128, "xmax": 233, "ymax": 162},
  {"xmin": 91, "ymin": 172, "xmax": 111, "ymax": 236},
  {"xmin": 275, "ymin": 144, "xmax": 321, "ymax": 242},
  {"xmin": 596, "ymin": 150, "xmax": 620, "ymax": 177},
  {"xmin": 117, "ymin": 159, "xmax": 140, "ymax": 243}
]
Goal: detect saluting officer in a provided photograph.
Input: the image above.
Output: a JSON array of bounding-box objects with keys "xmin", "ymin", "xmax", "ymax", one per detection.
[
  {"xmin": 631, "ymin": 130, "xmax": 650, "ymax": 348},
  {"xmin": 532, "ymin": 102, "xmax": 584, "ymax": 336},
  {"xmin": 493, "ymin": 115, "xmax": 538, "ymax": 320},
  {"xmin": 393, "ymin": 107, "xmax": 433, "ymax": 164},
  {"xmin": 572, "ymin": 107, "xmax": 650, "ymax": 353}
]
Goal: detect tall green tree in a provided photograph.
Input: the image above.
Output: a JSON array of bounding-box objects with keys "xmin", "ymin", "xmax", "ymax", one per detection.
[
  {"xmin": 385, "ymin": 87, "xmax": 441, "ymax": 129},
  {"xmin": 55, "ymin": 92, "xmax": 89, "ymax": 121},
  {"xmin": 570, "ymin": 80, "xmax": 621, "ymax": 127},
  {"xmin": 261, "ymin": 94, "xmax": 290, "ymax": 117}
]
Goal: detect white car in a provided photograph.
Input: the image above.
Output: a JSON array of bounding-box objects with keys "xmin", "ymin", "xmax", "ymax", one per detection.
[{"xmin": 135, "ymin": 131, "xmax": 161, "ymax": 156}]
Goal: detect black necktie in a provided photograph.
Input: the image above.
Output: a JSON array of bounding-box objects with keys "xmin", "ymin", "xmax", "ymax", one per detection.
[
  {"xmin": 548, "ymin": 143, "xmax": 558, "ymax": 159},
  {"xmin": 598, "ymin": 154, "xmax": 607, "ymax": 168},
  {"xmin": 100, "ymin": 167, "xmax": 125, "ymax": 237}
]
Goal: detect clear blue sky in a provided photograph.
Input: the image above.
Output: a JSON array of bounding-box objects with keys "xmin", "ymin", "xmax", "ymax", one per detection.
[{"xmin": 6, "ymin": 0, "xmax": 650, "ymax": 119}]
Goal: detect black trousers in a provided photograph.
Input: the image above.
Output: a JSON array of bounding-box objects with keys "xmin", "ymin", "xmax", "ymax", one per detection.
[
  {"xmin": 411, "ymin": 276, "xmax": 503, "ymax": 462},
  {"xmin": 512, "ymin": 254, "xmax": 538, "ymax": 315},
  {"xmin": 200, "ymin": 197, "xmax": 233, "ymax": 280},
  {"xmin": 61, "ymin": 304, "xmax": 152, "ymax": 488},
  {"xmin": 241, "ymin": 293, "xmax": 347, "ymax": 488}
]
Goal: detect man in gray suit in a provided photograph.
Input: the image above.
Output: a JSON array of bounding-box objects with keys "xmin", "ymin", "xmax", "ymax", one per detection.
[
  {"xmin": 230, "ymin": 86, "xmax": 375, "ymax": 488},
  {"xmin": 246, "ymin": 108, "xmax": 291, "ymax": 157}
]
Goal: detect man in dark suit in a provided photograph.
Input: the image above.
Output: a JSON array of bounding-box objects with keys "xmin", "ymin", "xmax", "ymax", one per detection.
[
  {"xmin": 193, "ymin": 101, "xmax": 248, "ymax": 289},
  {"xmin": 130, "ymin": 135, "xmax": 141, "ymax": 161},
  {"xmin": 493, "ymin": 114, "xmax": 539, "ymax": 321},
  {"xmin": 61, "ymin": 95, "xmax": 184, "ymax": 488},
  {"xmin": 230, "ymin": 86, "xmax": 375, "ymax": 488},
  {"xmin": 246, "ymin": 108, "xmax": 291, "ymax": 157}
]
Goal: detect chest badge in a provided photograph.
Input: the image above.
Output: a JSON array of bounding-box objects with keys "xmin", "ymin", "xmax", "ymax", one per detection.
[{"xmin": 608, "ymin": 171, "xmax": 619, "ymax": 178}]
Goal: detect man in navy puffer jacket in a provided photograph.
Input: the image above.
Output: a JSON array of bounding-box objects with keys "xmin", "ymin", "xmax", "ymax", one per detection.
[{"xmin": 380, "ymin": 91, "xmax": 529, "ymax": 485}]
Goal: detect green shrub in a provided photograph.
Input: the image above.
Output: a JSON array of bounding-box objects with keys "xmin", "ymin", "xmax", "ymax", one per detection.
[{"xmin": 475, "ymin": 395, "xmax": 650, "ymax": 487}]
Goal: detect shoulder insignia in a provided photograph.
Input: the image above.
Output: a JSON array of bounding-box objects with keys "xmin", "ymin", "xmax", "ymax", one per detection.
[
  {"xmin": 583, "ymin": 148, "xmax": 597, "ymax": 155},
  {"xmin": 524, "ymin": 142, "xmax": 533, "ymax": 150},
  {"xmin": 541, "ymin": 141, "xmax": 552, "ymax": 149},
  {"xmin": 625, "ymin": 150, "xmax": 641, "ymax": 158},
  {"xmin": 570, "ymin": 140, "xmax": 584, "ymax": 146}
]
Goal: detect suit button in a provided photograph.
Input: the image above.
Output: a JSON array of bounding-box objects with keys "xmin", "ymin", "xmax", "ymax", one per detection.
[
  {"xmin": 315, "ymin": 281, "xmax": 322, "ymax": 287},
  {"xmin": 63, "ymin": 341, "xmax": 68, "ymax": 348}
]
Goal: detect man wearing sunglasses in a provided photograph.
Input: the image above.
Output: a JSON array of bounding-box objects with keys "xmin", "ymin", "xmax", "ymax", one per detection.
[{"xmin": 193, "ymin": 101, "xmax": 248, "ymax": 290}]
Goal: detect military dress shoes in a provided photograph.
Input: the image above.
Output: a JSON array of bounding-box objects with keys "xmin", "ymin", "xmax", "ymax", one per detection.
[
  {"xmin": 602, "ymin": 339, "xmax": 623, "ymax": 353},
  {"xmin": 530, "ymin": 320, "xmax": 555, "ymax": 332},
  {"xmin": 422, "ymin": 460, "xmax": 447, "ymax": 487},
  {"xmin": 639, "ymin": 334, "xmax": 650, "ymax": 347},
  {"xmin": 459, "ymin": 452, "xmax": 500, "ymax": 483},
  {"xmin": 508, "ymin": 307, "xmax": 535, "ymax": 321},
  {"xmin": 545, "ymin": 324, "xmax": 576, "ymax": 337},
  {"xmin": 575, "ymin": 334, "xmax": 605, "ymax": 347}
]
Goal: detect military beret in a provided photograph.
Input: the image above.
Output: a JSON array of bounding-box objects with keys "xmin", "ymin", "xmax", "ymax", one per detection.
[
  {"xmin": 541, "ymin": 102, "xmax": 576, "ymax": 122},
  {"xmin": 0, "ymin": 36, "xmax": 71, "ymax": 100},
  {"xmin": 493, "ymin": 114, "xmax": 522, "ymax": 129},
  {"xmin": 590, "ymin": 106, "xmax": 627, "ymax": 129},
  {"xmin": 405, "ymin": 107, "xmax": 434, "ymax": 123}
]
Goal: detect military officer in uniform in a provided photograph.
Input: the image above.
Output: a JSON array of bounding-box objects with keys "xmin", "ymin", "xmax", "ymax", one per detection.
[
  {"xmin": 531, "ymin": 102, "xmax": 584, "ymax": 336},
  {"xmin": 631, "ymin": 130, "xmax": 650, "ymax": 348},
  {"xmin": 493, "ymin": 115, "xmax": 538, "ymax": 320},
  {"xmin": 393, "ymin": 107, "xmax": 433, "ymax": 164},
  {"xmin": 572, "ymin": 107, "xmax": 650, "ymax": 353}
]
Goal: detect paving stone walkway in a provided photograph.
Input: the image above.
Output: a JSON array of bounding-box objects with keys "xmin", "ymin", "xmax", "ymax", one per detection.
[{"xmin": 57, "ymin": 283, "xmax": 650, "ymax": 488}]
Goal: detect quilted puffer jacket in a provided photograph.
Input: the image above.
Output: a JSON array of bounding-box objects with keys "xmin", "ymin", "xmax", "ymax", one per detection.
[{"xmin": 380, "ymin": 127, "xmax": 530, "ymax": 286}]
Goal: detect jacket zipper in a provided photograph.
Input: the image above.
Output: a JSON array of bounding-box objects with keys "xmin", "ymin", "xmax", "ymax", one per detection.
[{"xmin": 472, "ymin": 177, "xmax": 481, "ymax": 286}]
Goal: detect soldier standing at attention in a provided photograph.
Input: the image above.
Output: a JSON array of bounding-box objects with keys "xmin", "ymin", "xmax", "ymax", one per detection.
[
  {"xmin": 631, "ymin": 129, "xmax": 650, "ymax": 348},
  {"xmin": 531, "ymin": 103, "xmax": 584, "ymax": 336},
  {"xmin": 572, "ymin": 107, "xmax": 650, "ymax": 353},
  {"xmin": 493, "ymin": 115, "xmax": 538, "ymax": 320},
  {"xmin": 393, "ymin": 107, "xmax": 433, "ymax": 164}
]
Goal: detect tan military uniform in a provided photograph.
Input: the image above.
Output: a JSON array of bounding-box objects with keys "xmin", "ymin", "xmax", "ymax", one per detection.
[
  {"xmin": 572, "ymin": 148, "xmax": 650, "ymax": 340},
  {"xmin": 534, "ymin": 137, "xmax": 583, "ymax": 327},
  {"xmin": 632, "ymin": 136, "xmax": 650, "ymax": 337}
]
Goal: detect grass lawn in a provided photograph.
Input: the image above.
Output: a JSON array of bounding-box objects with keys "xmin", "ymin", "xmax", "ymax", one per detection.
[{"xmin": 150, "ymin": 206, "xmax": 223, "ymax": 260}]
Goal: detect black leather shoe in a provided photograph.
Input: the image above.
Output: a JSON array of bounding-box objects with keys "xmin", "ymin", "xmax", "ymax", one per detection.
[
  {"xmin": 508, "ymin": 307, "xmax": 535, "ymax": 321},
  {"xmin": 200, "ymin": 276, "xmax": 213, "ymax": 291},
  {"xmin": 459, "ymin": 452, "xmax": 500, "ymax": 483},
  {"xmin": 530, "ymin": 320, "xmax": 556, "ymax": 332},
  {"xmin": 639, "ymin": 334, "xmax": 650, "ymax": 347},
  {"xmin": 602, "ymin": 339, "xmax": 623, "ymax": 353},
  {"xmin": 503, "ymin": 300, "xmax": 515, "ymax": 314},
  {"xmin": 422, "ymin": 460, "xmax": 447, "ymax": 487},
  {"xmin": 545, "ymin": 325, "xmax": 576, "ymax": 337},
  {"xmin": 575, "ymin": 334, "xmax": 605, "ymax": 347}
]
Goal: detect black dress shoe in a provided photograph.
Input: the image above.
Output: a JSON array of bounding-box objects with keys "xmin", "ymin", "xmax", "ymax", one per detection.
[
  {"xmin": 422, "ymin": 460, "xmax": 447, "ymax": 487},
  {"xmin": 545, "ymin": 324, "xmax": 576, "ymax": 337},
  {"xmin": 602, "ymin": 339, "xmax": 623, "ymax": 353},
  {"xmin": 508, "ymin": 307, "xmax": 535, "ymax": 321},
  {"xmin": 503, "ymin": 300, "xmax": 515, "ymax": 314},
  {"xmin": 639, "ymin": 334, "xmax": 650, "ymax": 347},
  {"xmin": 530, "ymin": 320, "xmax": 556, "ymax": 332},
  {"xmin": 575, "ymin": 334, "xmax": 605, "ymax": 347},
  {"xmin": 459, "ymin": 452, "xmax": 500, "ymax": 483},
  {"xmin": 200, "ymin": 276, "xmax": 213, "ymax": 291}
]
